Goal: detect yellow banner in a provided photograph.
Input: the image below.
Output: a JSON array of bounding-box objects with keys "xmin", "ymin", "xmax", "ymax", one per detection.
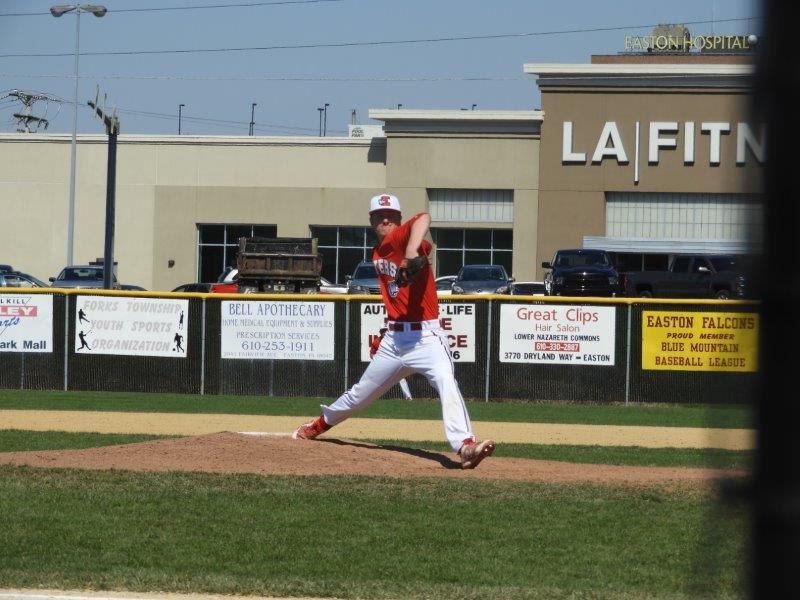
[{"xmin": 642, "ymin": 311, "xmax": 759, "ymax": 372}]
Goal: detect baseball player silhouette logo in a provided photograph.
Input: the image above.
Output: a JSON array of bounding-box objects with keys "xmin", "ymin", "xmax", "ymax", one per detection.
[
  {"xmin": 78, "ymin": 308, "xmax": 90, "ymax": 325},
  {"xmin": 292, "ymin": 193, "xmax": 495, "ymax": 469},
  {"xmin": 173, "ymin": 332, "xmax": 184, "ymax": 352},
  {"xmin": 77, "ymin": 329, "xmax": 91, "ymax": 351}
]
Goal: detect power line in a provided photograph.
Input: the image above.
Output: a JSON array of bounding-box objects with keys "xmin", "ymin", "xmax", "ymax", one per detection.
[
  {"xmin": 0, "ymin": 0, "xmax": 345, "ymax": 18},
  {"xmin": 0, "ymin": 17, "xmax": 760, "ymax": 59}
]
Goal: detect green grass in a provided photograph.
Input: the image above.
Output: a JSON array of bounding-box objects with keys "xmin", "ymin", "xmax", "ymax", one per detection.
[
  {"xmin": 0, "ymin": 430, "xmax": 752, "ymax": 470},
  {"xmin": 0, "ymin": 466, "xmax": 747, "ymax": 599},
  {"xmin": 0, "ymin": 389, "xmax": 753, "ymax": 429},
  {"xmin": 0, "ymin": 430, "xmax": 171, "ymax": 452}
]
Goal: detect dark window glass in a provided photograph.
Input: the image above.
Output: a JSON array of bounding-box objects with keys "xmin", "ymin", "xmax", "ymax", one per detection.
[
  {"xmin": 199, "ymin": 225, "xmax": 224, "ymax": 244},
  {"xmin": 252, "ymin": 225, "xmax": 277, "ymax": 237},
  {"xmin": 433, "ymin": 229, "xmax": 463, "ymax": 248},
  {"xmin": 339, "ymin": 248, "xmax": 365, "ymax": 282},
  {"xmin": 671, "ymin": 256, "xmax": 691, "ymax": 272},
  {"xmin": 311, "ymin": 226, "xmax": 338, "ymax": 246},
  {"xmin": 493, "ymin": 251, "xmax": 513, "ymax": 277},
  {"xmin": 200, "ymin": 246, "xmax": 224, "ymax": 282},
  {"xmin": 226, "ymin": 225, "xmax": 252, "ymax": 243},
  {"xmin": 464, "ymin": 250, "xmax": 491, "ymax": 266},
  {"xmin": 224, "ymin": 246, "xmax": 239, "ymax": 269},
  {"xmin": 493, "ymin": 229, "xmax": 513, "ymax": 250},
  {"xmin": 436, "ymin": 250, "xmax": 463, "ymax": 277},
  {"xmin": 318, "ymin": 247, "xmax": 338, "ymax": 282},
  {"xmin": 644, "ymin": 254, "xmax": 669, "ymax": 270},
  {"xmin": 464, "ymin": 229, "xmax": 492, "ymax": 248},
  {"xmin": 339, "ymin": 227, "xmax": 364, "ymax": 247}
]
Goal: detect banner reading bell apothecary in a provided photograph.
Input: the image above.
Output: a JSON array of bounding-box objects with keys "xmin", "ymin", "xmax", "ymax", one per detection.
[
  {"xmin": 500, "ymin": 304, "xmax": 616, "ymax": 365},
  {"xmin": 74, "ymin": 296, "xmax": 189, "ymax": 357},
  {"xmin": 0, "ymin": 294, "xmax": 53, "ymax": 352},
  {"xmin": 221, "ymin": 300, "xmax": 335, "ymax": 360}
]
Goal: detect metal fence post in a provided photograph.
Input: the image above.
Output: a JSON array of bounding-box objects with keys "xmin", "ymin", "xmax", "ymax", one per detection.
[
  {"xmin": 343, "ymin": 299, "xmax": 350, "ymax": 390},
  {"xmin": 63, "ymin": 294, "xmax": 69, "ymax": 391},
  {"xmin": 484, "ymin": 299, "xmax": 493, "ymax": 402},
  {"xmin": 200, "ymin": 297, "xmax": 206, "ymax": 395},
  {"xmin": 624, "ymin": 303, "xmax": 633, "ymax": 405}
]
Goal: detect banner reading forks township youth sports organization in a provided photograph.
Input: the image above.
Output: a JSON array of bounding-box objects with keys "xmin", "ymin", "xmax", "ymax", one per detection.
[
  {"xmin": 74, "ymin": 296, "xmax": 189, "ymax": 357},
  {"xmin": 642, "ymin": 310, "xmax": 759, "ymax": 372}
]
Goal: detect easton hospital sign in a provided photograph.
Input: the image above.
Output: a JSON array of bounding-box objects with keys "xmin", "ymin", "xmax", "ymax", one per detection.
[{"xmin": 562, "ymin": 121, "xmax": 766, "ymax": 183}]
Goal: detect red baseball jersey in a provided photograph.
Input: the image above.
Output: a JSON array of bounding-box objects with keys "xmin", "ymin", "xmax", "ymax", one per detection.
[{"xmin": 372, "ymin": 213, "xmax": 439, "ymax": 322}]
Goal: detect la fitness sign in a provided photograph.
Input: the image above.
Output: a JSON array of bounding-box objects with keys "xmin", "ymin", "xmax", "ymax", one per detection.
[{"xmin": 562, "ymin": 120, "xmax": 765, "ymax": 183}]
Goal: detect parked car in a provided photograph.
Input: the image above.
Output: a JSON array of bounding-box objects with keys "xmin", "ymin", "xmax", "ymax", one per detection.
[
  {"xmin": 510, "ymin": 281, "xmax": 547, "ymax": 296},
  {"xmin": 452, "ymin": 264, "xmax": 513, "ymax": 295},
  {"xmin": 0, "ymin": 264, "xmax": 14, "ymax": 273},
  {"xmin": 49, "ymin": 265, "xmax": 121, "ymax": 289},
  {"xmin": 346, "ymin": 260, "xmax": 380, "ymax": 294},
  {"xmin": 319, "ymin": 276, "xmax": 348, "ymax": 295},
  {"xmin": 0, "ymin": 271, "xmax": 49, "ymax": 288},
  {"xmin": 172, "ymin": 283, "xmax": 214, "ymax": 293},
  {"xmin": 621, "ymin": 254, "xmax": 756, "ymax": 299},
  {"xmin": 435, "ymin": 275, "xmax": 458, "ymax": 297},
  {"xmin": 542, "ymin": 249, "xmax": 620, "ymax": 297},
  {"xmin": 120, "ymin": 284, "xmax": 147, "ymax": 291}
]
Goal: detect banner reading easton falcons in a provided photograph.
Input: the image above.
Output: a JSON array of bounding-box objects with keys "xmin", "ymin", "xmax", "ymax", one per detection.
[
  {"xmin": 74, "ymin": 296, "xmax": 189, "ymax": 357},
  {"xmin": 499, "ymin": 304, "xmax": 616, "ymax": 365},
  {"xmin": 360, "ymin": 303, "xmax": 476, "ymax": 362},
  {"xmin": 0, "ymin": 294, "xmax": 53, "ymax": 353}
]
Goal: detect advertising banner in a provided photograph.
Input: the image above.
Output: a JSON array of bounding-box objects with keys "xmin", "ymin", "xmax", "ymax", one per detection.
[
  {"xmin": 0, "ymin": 294, "xmax": 53, "ymax": 353},
  {"xmin": 642, "ymin": 311, "xmax": 758, "ymax": 372},
  {"xmin": 360, "ymin": 303, "xmax": 476, "ymax": 362},
  {"xmin": 499, "ymin": 304, "xmax": 616, "ymax": 365},
  {"xmin": 75, "ymin": 296, "xmax": 189, "ymax": 357},
  {"xmin": 221, "ymin": 300, "xmax": 335, "ymax": 360}
]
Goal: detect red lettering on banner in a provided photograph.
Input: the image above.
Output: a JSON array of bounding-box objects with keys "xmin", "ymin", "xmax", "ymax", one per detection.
[{"xmin": 0, "ymin": 306, "xmax": 37, "ymax": 317}]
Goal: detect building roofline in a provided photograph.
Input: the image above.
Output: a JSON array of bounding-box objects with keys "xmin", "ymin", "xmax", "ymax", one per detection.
[
  {"xmin": 0, "ymin": 133, "xmax": 373, "ymax": 146},
  {"xmin": 369, "ymin": 109, "xmax": 544, "ymax": 122},
  {"xmin": 523, "ymin": 63, "xmax": 754, "ymax": 76}
]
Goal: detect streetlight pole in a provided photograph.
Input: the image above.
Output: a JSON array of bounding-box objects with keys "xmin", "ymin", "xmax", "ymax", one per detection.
[
  {"xmin": 50, "ymin": 4, "xmax": 107, "ymax": 266},
  {"xmin": 249, "ymin": 103, "xmax": 257, "ymax": 136},
  {"xmin": 178, "ymin": 103, "xmax": 184, "ymax": 134},
  {"xmin": 323, "ymin": 102, "xmax": 330, "ymax": 137},
  {"xmin": 317, "ymin": 107, "xmax": 324, "ymax": 137}
]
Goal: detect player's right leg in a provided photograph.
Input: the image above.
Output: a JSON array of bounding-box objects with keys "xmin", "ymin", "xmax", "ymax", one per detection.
[{"xmin": 292, "ymin": 344, "xmax": 411, "ymax": 440}]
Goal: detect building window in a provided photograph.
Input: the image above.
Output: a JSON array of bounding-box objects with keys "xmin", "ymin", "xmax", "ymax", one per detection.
[
  {"xmin": 428, "ymin": 189, "xmax": 513, "ymax": 222},
  {"xmin": 431, "ymin": 228, "xmax": 513, "ymax": 277},
  {"xmin": 310, "ymin": 225, "xmax": 377, "ymax": 283},
  {"xmin": 197, "ymin": 224, "xmax": 277, "ymax": 282}
]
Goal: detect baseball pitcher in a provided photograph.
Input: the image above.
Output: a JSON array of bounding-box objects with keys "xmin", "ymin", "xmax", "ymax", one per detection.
[{"xmin": 293, "ymin": 193, "xmax": 495, "ymax": 469}]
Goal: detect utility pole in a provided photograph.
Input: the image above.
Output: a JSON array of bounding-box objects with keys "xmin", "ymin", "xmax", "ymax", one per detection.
[
  {"xmin": 87, "ymin": 87, "xmax": 120, "ymax": 290},
  {"xmin": 323, "ymin": 102, "xmax": 330, "ymax": 137},
  {"xmin": 2, "ymin": 90, "xmax": 56, "ymax": 133},
  {"xmin": 249, "ymin": 102, "xmax": 257, "ymax": 136},
  {"xmin": 317, "ymin": 107, "xmax": 324, "ymax": 137},
  {"xmin": 178, "ymin": 103, "xmax": 184, "ymax": 134}
]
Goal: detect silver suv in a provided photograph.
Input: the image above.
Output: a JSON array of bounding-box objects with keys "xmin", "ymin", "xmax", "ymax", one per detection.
[{"xmin": 50, "ymin": 265, "xmax": 120, "ymax": 289}]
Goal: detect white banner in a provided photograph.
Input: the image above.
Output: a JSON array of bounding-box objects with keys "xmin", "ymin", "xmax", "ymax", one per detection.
[
  {"xmin": 75, "ymin": 296, "xmax": 189, "ymax": 357},
  {"xmin": 221, "ymin": 300, "xmax": 335, "ymax": 360},
  {"xmin": 360, "ymin": 303, "xmax": 476, "ymax": 362},
  {"xmin": 0, "ymin": 294, "xmax": 53, "ymax": 353},
  {"xmin": 499, "ymin": 304, "xmax": 616, "ymax": 365}
]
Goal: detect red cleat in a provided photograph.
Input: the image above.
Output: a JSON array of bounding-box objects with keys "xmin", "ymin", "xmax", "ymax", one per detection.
[{"xmin": 292, "ymin": 415, "xmax": 331, "ymax": 440}]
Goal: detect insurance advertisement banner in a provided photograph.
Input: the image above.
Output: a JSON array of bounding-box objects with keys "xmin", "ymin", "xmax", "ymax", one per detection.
[
  {"xmin": 499, "ymin": 304, "xmax": 616, "ymax": 365},
  {"xmin": 221, "ymin": 300, "xmax": 335, "ymax": 360},
  {"xmin": 74, "ymin": 296, "xmax": 189, "ymax": 357},
  {"xmin": 0, "ymin": 294, "xmax": 53, "ymax": 353},
  {"xmin": 360, "ymin": 303, "xmax": 476, "ymax": 362},
  {"xmin": 642, "ymin": 311, "xmax": 758, "ymax": 372}
]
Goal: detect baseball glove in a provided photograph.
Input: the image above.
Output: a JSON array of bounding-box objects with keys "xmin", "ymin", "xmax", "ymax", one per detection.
[{"xmin": 395, "ymin": 255, "xmax": 428, "ymax": 287}]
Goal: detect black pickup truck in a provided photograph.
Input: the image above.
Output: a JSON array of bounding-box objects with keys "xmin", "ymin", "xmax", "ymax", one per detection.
[
  {"xmin": 542, "ymin": 249, "xmax": 621, "ymax": 297},
  {"xmin": 621, "ymin": 255, "xmax": 754, "ymax": 299}
]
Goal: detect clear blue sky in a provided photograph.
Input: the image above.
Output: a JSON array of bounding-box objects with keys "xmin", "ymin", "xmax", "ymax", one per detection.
[{"xmin": 0, "ymin": 0, "xmax": 760, "ymax": 136}]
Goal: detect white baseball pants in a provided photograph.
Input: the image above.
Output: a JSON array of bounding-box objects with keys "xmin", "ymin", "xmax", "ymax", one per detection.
[{"xmin": 321, "ymin": 324, "xmax": 474, "ymax": 452}]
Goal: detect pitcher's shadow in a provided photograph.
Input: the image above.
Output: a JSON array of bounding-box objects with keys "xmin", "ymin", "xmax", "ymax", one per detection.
[{"xmin": 319, "ymin": 438, "xmax": 461, "ymax": 470}]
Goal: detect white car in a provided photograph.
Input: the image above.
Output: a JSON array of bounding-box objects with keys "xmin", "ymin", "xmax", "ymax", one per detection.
[
  {"xmin": 435, "ymin": 275, "xmax": 457, "ymax": 297},
  {"xmin": 319, "ymin": 276, "xmax": 348, "ymax": 294}
]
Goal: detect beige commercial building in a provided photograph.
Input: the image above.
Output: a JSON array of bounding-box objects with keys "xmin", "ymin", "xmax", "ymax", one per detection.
[{"xmin": 0, "ymin": 54, "xmax": 762, "ymax": 291}]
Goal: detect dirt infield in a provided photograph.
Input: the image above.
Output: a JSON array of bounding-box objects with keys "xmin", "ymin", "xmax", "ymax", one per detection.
[{"xmin": 0, "ymin": 432, "xmax": 746, "ymax": 486}]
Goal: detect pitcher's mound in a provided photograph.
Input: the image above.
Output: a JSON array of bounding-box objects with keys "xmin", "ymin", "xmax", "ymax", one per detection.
[{"xmin": 0, "ymin": 432, "xmax": 745, "ymax": 486}]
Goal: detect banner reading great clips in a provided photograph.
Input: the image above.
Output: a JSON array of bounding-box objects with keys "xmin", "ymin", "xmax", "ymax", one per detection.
[
  {"xmin": 220, "ymin": 300, "xmax": 335, "ymax": 360},
  {"xmin": 0, "ymin": 294, "xmax": 53, "ymax": 353},
  {"xmin": 74, "ymin": 296, "xmax": 189, "ymax": 357},
  {"xmin": 499, "ymin": 304, "xmax": 616, "ymax": 365}
]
